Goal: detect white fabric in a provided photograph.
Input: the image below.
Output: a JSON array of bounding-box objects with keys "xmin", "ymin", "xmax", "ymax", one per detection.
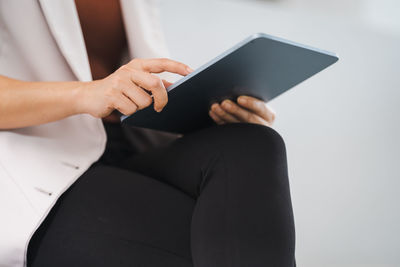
[{"xmin": 0, "ymin": 0, "xmax": 170, "ymax": 266}]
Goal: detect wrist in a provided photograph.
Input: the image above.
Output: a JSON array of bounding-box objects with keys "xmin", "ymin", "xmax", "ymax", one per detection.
[{"xmin": 71, "ymin": 81, "xmax": 93, "ymax": 115}]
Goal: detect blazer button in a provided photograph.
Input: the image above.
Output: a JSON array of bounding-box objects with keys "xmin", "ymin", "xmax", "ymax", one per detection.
[
  {"xmin": 34, "ymin": 187, "xmax": 53, "ymax": 196},
  {"xmin": 60, "ymin": 161, "xmax": 80, "ymax": 170}
]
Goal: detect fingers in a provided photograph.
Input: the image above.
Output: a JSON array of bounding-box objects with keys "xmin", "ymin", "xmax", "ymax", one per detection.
[
  {"xmin": 113, "ymin": 93, "xmax": 138, "ymax": 116},
  {"xmin": 114, "ymin": 58, "xmax": 193, "ymax": 112},
  {"xmin": 129, "ymin": 58, "xmax": 193, "ymax": 76},
  {"xmin": 208, "ymin": 97, "xmax": 276, "ymax": 127},
  {"xmin": 127, "ymin": 68, "xmax": 168, "ymax": 112},
  {"xmin": 237, "ymin": 95, "xmax": 275, "ymax": 123},
  {"xmin": 210, "ymin": 103, "xmax": 240, "ymax": 123},
  {"xmin": 104, "ymin": 58, "xmax": 192, "ymax": 115},
  {"xmin": 162, "ymin": 79, "xmax": 173, "ymax": 89},
  {"xmin": 120, "ymin": 80, "xmax": 153, "ymax": 110},
  {"xmin": 220, "ymin": 99, "xmax": 267, "ymax": 125},
  {"xmin": 209, "ymin": 110, "xmax": 225, "ymax": 125}
]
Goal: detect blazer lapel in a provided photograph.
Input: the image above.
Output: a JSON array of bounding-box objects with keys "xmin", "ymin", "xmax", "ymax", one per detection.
[
  {"xmin": 38, "ymin": 0, "xmax": 92, "ymax": 81},
  {"xmin": 120, "ymin": 0, "xmax": 170, "ymax": 59},
  {"xmin": 120, "ymin": 0, "xmax": 178, "ymax": 82}
]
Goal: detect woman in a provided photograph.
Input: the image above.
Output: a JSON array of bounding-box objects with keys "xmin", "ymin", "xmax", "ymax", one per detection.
[{"xmin": 0, "ymin": 0, "xmax": 295, "ymax": 266}]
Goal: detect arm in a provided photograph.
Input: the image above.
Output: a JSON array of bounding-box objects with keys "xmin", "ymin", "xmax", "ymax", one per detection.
[
  {"xmin": 0, "ymin": 58, "xmax": 192, "ymax": 130},
  {"xmin": 0, "ymin": 76, "xmax": 86, "ymax": 129}
]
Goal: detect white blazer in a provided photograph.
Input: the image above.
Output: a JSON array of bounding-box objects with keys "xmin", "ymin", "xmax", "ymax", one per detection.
[{"xmin": 0, "ymin": 1, "xmax": 170, "ymax": 266}]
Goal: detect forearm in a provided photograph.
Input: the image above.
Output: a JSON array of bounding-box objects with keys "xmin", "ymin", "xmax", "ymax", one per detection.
[
  {"xmin": 0, "ymin": 75, "xmax": 87, "ymax": 129},
  {"xmin": 0, "ymin": 59, "xmax": 192, "ymax": 129}
]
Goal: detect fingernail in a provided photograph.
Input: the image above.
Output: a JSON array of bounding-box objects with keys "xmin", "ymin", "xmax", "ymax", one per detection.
[
  {"xmin": 238, "ymin": 96, "xmax": 247, "ymax": 105},
  {"xmin": 223, "ymin": 100, "xmax": 231, "ymax": 109},
  {"xmin": 214, "ymin": 105, "xmax": 223, "ymax": 114},
  {"xmin": 186, "ymin": 67, "xmax": 194, "ymax": 74}
]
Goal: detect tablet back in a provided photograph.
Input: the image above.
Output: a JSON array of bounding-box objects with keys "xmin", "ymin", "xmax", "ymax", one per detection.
[{"xmin": 121, "ymin": 33, "xmax": 338, "ymax": 133}]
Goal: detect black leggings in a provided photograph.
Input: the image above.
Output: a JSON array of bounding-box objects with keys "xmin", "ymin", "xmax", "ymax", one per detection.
[{"xmin": 27, "ymin": 123, "xmax": 295, "ymax": 267}]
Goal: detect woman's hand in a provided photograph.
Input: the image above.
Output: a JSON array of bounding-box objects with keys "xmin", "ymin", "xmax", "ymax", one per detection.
[
  {"xmin": 209, "ymin": 95, "xmax": 276, "ymax": 127},
  {"xmin": 78, "ymin": 58, "xmax": 193, "ymax": 118}
]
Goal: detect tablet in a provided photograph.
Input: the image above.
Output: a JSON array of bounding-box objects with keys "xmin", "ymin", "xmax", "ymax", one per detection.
[{"xmin": 121, "ymin": 33, "xmax": 338, "ymax": 133}]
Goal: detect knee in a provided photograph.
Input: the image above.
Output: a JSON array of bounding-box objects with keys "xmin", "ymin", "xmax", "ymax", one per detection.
[
  {"xmin": 207, "ymin": 123, "xmax": 289, "ymax": 188},
  {"xmin": 221, "ymin": 124, "xmax": 289, "ymax": 186},
  {"xmin": 209, "ymin": 123, "xmax": 286, "ymax": 156}
]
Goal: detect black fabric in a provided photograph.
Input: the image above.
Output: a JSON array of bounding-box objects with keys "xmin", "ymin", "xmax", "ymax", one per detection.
[
  {"xmin": 27, "ymin": 123, "xmax": 295, "ymax": 267},
  {"xmin": 99, "ymin": 123, "xmax": 180, "ymax": 165}
]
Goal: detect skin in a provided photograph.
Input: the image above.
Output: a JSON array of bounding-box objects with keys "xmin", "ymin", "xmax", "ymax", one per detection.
[
  {"xmin": 209, "ymin": 96, "xmax": 276, "ymax": 127},
  {"xmin": 0, "ymin": 58, "xmax": 189, "ymax": 129}
]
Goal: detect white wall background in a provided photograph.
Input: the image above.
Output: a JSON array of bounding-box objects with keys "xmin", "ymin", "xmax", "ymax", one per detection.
[{"xmin": 158, "ymin": 0, "xmax": 400, "ymax": 266}]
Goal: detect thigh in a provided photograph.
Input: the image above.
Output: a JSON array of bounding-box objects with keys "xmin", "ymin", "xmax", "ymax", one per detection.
[
  {"xmin": 120, "ymin": 123, "xmax": 295, "ymax": 267},
  {"xmin": 28, "ymin": 164, "xmax": 194, "ymax": 267},
  {"xmin": 119, "ymin": 123, "xmax": 287, "ymax": 198}
]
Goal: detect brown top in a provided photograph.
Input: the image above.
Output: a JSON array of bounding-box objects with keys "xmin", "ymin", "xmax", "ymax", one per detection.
[
  {"xmin": 75, "ymin": 0, "xmax": 129, "ymax": 121},
  {"xmin": 75, "ymin": 0, "xmax": 128, "ymax": 80}
]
